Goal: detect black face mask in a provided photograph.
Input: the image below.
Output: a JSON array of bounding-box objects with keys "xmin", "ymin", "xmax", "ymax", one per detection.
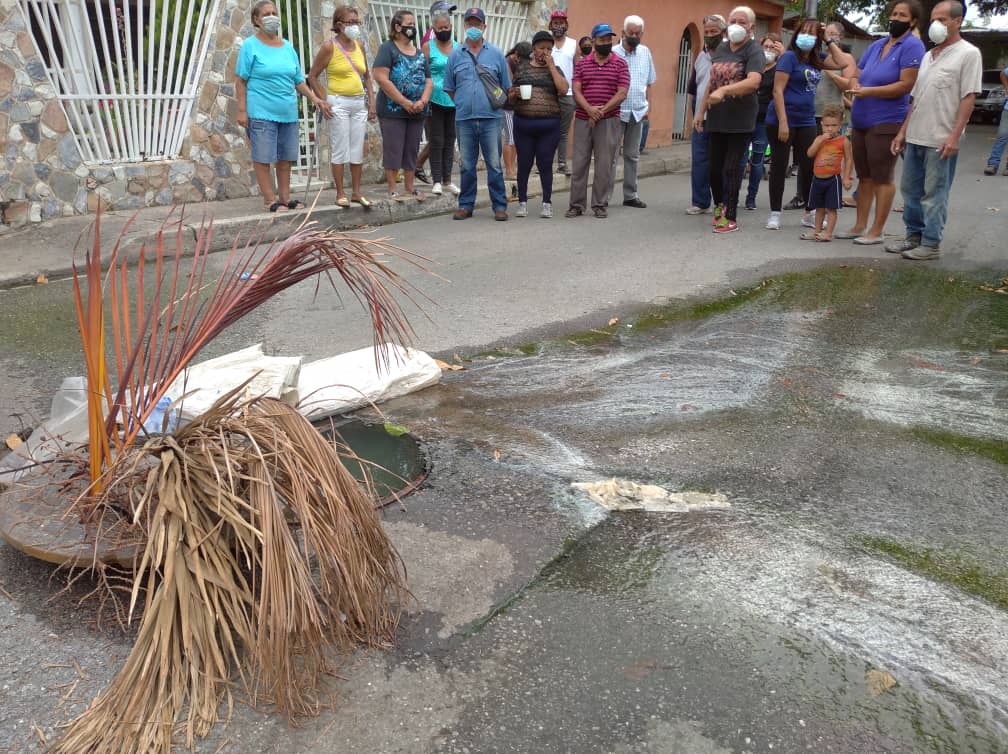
[
  {"xmin": 594, "ymin": 43, "xmax": 612, "ymax": 57},
  {"xmin": 625, "ymin": 36, "xmax": 640, "ymax": 49},
  {"xmin": 400, "ymin": 25, "xmax": 416, "ymax": 39},
  {"xmin": 435, "ymin": 29, "xmax": 452, "ymax": 42},
  {"xmin": 705, "ymin": 35, "xmax": 722, "ymax": 51},
  {"xmin": 580, "ymin": 45, "xmax": 592, "ymax": 55},
  {"xmin": 888, "ymin": 19, "xmax": 911, "ymax": 38},
  {"xmin": 551, "ymin": 25, "xmax": 566, "ymax": 38}
]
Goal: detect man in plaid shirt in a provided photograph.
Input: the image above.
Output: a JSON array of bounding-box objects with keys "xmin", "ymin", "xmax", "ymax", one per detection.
[{"xmin": 611, "ymin": 14, "xmax": 656, "ymax": 209}]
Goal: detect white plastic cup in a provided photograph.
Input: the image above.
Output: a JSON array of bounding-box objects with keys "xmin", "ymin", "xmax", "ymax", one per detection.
[{"xmin": 519, "ymin": 84, "xmax": 532, "ymax": 100}]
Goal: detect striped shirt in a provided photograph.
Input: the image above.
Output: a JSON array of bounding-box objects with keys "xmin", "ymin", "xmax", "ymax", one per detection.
[
  {"xmin": 612, "ymin": 42, "xmax": 656, "ymax": 123},
  {"xmin": 572, "ymin": 53, "xmax": 630, "ymax": 120}
]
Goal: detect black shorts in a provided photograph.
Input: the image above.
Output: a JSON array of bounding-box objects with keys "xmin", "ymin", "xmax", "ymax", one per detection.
[{"xmin": 807, "ymin": 174, "xmax": 842, "ymax": 210}]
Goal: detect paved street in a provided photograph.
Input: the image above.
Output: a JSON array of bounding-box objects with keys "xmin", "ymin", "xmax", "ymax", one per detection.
[{"xmin": 0, "ymin": 128, "xmax": 1005, "ymax": 752}]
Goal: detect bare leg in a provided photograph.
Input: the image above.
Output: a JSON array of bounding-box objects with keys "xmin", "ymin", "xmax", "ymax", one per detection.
[
  {"xmin": 815, "ymin": 208, "xmax": 826, "ymax": 235},
  {"xmin": 403, "ymin": 169, "xmax": 415, "ymax": 194},
  {"xmin": 865, "ymin": 180, "xmax": 894, "ymax": 240},
  {"xmin": 385, "ymin": 168, "xmax": 398, "ymax": 194},
  {"xmin": 846, "ymin": 178, "xmax": 873, "ymax": 235},
  {"xmin": 275, "ymin": 161, "xmax": 292, "ymax": 204},
  {"xmin": 503, "ymin": 144, "xmax": 517, "ymax": 180},
  {"xmin": 253, "ymin": 162, "xmax": 277, "ymax": 206},
  {"xmin": 821, "ymin": 209, "xmax": 837, "ymax": 240},
  {"xmin": 417, "ymin": 143, "xmax": 430, "ymax": 172},
  {"xmin": 350, "ymin": 163, "xmax": 363, "ymax": 199},
  {"xmin": 332, "ymin": 163, "xmax": 347, "ymax": 201}
]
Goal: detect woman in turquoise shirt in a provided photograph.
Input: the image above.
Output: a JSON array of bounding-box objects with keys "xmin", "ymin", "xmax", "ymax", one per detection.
[
  {"xmin": 236, "ymin": 0, "xmax": 332, "ymax": 212},
  {"xmin": 421, "ymin": 9, "xmax": 459, "ymax": 196}
]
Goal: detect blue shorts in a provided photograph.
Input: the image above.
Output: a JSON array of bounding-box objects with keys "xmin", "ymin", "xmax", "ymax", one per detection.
[
  {"xmin": 807, "ymin": 174, "xmax": 842, "ymax": 210},
  {"xmin": 246, "ymin": 118, "xmax": 300, "ymax": 164}
]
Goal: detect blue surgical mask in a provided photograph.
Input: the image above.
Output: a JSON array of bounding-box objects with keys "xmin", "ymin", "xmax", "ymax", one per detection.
[
  {"xmin": 465, "ymin": 26, "xmax": 483, "ymax": 41},
  {"xmin": 795, "ymin": 33, "xmax": 816, "ymax": 51}
]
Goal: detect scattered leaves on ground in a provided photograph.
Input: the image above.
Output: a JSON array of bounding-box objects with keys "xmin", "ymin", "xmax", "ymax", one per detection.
[
  {"xmin": 4, "ymin": 433, "xmax": 22, "ymax": 450},
  {"xmin": 493, "ymin": 448, "xmax": 501, "ymax": 461},
  {"xmin": 383, "ymin": 422, "xmax": 409, "ymax": 437},
  {"xmin": 866, "ymin": 669, "xmax": 898, "ymax": 696},
  {"xmin": 35, "ymin": 273, "xmax": 48, "ymax": 285},
  {"xmin": 435, "ymin": 359, "xmax": 464, "ymax": 371},
  {"xmin": 608, "ymin": 317, "xmax": 619, "ymax": 327}
]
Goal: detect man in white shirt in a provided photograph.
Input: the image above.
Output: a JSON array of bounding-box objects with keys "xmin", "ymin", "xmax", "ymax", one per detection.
[
  {"xmin": 886, "ymin": 0, "xmax": 981, "ymax": 260},
  {"xmin": 549, "ymin": 9, "xmax": 577, "ymax": 175},
  {"xmin": 612, "ymin": 14, "xmax": 657, "ymax": 208}
]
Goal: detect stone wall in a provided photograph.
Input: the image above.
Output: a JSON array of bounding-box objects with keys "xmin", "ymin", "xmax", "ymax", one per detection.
[{"xmin": 0, "ymin": 0, "xmax": 548, "ymax": 228}]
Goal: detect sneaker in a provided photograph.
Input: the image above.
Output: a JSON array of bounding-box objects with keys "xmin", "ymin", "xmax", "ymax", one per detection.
[
  {"xmin": 515, "ymin": 201, "xmax": 528, "ymax": 217},
  {"xmin": 685, "ymin": 205, "xmax": 710, "ymax": 215},
  {"xmin": 902, "ymin": 245, "xmax": 940, "ymax": 260},
  {"xmin": 711, "ymin": 204, "xmax": 724, "ymax": 226},
  {"xmin": 593, "ymin": 207, "xmax": 608, "ymax": 219},
  {"xmin": 565, "ymin": 207, "xmax": 583, "ymax": 218},
  {"xmin": 431, "ymin": 182, "xmax": 443, "ymax": 195},
  {"xmin": 766, "ymin": 211, "xmax": 781, "ymax": 230},
  {"xmin": 540, "ymin": 202, "xmax": 552, "ymax": 218},
  {"xmin": 415, "ymin": 168, "xmax": 431, "ymax": 184},
  {"xmin": 447, "ymin": 183, "xmax": 461, "ymax": 196},
  {"xmin": 885, "ymin": 234, "xmax": 921, "ymax": 254},
  {"xmin": 784, "ymin": 195, "xmax": 804, "ymax": 210},
  {"xmin": 713, "ymin": 218, "xmax": 738, "ymax": 234},
  {"xmin": 744, "ymin": 200, "xmax": 756, "ymax": 211},
  {"xmin": 984, "ymin": 165, "xmax": 997, "ymax": 175},
  {"xmin": 801, "ymin": 212, "xmax": 816, "ymax": 228}
]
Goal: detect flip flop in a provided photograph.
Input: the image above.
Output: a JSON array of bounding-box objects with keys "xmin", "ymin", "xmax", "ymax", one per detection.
[
  {"xmin": 265, "ymin": 201, "xmax": 287, "ymax": 213},
  {"xmin": 852, "ymin": 235, "xmax": 883, "ymax": 245},
  {"xmin": 286, "ymin": 199, "xmax": 306, "ymax": 210},
  {"xmin": 412, "ymin": 190, "xmax": 425, "ymax": 203},
  {"xmin": 816, "ymin": 235, "xmax": 832, "ymax": 242},
  {"xmin": 800, "ymin": 231, "xmax": 819, "ymax": 241},
  {"xmin": 834, "ymin": 230, "xmax": 862, "ymax": 239},
  {"xmin": 336, "ymin": 196, "xmax": 351, "ymax": 208},
  {"xmin": 351, "ymin": 196, "xmax": 372, "ymax": 209}
]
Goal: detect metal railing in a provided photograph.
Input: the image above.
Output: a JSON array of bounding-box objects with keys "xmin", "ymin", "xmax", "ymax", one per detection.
[{"xmin": 366, "ymin": 0, "xmax": 530, "ymax": 55}]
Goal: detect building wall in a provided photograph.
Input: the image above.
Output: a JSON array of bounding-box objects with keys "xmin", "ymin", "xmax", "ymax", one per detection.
[{"xmin": 565, "ymin": 0, "xmax": 785, "ymax": 147}]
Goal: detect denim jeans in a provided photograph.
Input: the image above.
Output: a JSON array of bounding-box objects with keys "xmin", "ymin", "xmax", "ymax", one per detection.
[
  {"xmin": 456, "ymin": 117, "xmax": 508, "ymax": 212},
  {"xmin": 901, "ymin": 141, "xmax": 958, "ymax": 248},
  {"xmin": 987, "ymin": 108, "xmax": 1008, "ymax": 170},
  {"xmin": 690, "ymin": 128, "xmax": 711, "ymax": 209},
  {"xmin": 745, "ymin": 121, "xmax": 768, "ymax": 206}
]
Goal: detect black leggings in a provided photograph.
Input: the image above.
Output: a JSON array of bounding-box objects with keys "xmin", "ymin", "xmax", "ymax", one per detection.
[
  {"xmin": 426, "ymin": 103, "xmax": 456, "ymax": 184},
  {"xmin": 514, "ymin": 114, "xmax": 562, "ymax": 203},
  {"xmin": 766, "ymin": 122, "xmax": 816, "ymax": 212},
  {"xmin": 708, "ymin": 131, "xmax": 751, "ymax": 221}
]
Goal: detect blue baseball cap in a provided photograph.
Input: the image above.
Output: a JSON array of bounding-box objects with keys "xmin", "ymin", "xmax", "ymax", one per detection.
[
  {"xmin": 464, "ymin": 7, "xmax": 485, "ymax": 22},
  {"xmin": 591, "ymin": 23, "xmax": 615, "ymax": 39}
]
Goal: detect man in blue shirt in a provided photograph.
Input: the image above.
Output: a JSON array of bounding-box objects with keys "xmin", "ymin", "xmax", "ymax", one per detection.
[{"xmin": 443, "ymin": 7, "xmax": 512, "ymax": 220}]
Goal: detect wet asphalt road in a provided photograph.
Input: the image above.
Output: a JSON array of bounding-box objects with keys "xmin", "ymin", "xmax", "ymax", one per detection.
[{"xmin": 0, "ymin": 133, "xmax": 1006, "ymax": 752}]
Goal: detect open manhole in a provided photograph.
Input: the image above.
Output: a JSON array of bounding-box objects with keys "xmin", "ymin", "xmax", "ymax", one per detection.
[{"xmin": 0, "ymin": 416, "xmax": 427, "ymax": 567}]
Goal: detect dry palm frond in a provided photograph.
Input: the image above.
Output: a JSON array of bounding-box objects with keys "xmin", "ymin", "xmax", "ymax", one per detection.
[
  {"xmin": 72, "ymin": 209, "xmax": 433, "ymax": 489},
  {"xmin": 52, "ymin": 389, "xmax": 408, "ymax": 753}
]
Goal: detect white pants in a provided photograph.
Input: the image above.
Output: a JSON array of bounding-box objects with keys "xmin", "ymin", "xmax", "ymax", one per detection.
[{"xmin": 327, "ymin": 93, "xmax": 368, "ymax": 165}]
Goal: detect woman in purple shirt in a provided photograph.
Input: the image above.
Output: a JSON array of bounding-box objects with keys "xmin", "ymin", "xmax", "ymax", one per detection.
[{"xmin": 837, "ymin": 0, "xmax": 924, "ymax": 244}]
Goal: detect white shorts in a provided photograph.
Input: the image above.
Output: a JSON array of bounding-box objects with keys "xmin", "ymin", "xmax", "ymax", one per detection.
[{"xmin": 327, "ymin": 93, "xmax": 368, "ymax": 165}]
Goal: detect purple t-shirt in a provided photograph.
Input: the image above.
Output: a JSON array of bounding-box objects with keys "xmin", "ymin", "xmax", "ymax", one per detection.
[{"xmin": 850, "ymin": 34, "xmax": 924, "ymax": 130}]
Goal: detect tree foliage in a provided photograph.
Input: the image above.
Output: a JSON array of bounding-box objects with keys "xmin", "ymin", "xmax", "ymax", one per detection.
[{"xmin": 789, "ymin": 0, "xmax": 1003, "ymax": 27}]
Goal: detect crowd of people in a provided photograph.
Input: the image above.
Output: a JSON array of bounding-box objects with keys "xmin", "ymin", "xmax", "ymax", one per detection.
[{"xmin": 234, "ymin": 0, "xmax": 984, "ymax": 259}]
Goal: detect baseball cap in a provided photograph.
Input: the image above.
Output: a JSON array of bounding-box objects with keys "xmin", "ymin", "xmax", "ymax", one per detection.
[
  {"xmin": 591, "ymin": 23, "xmax": 614, "ymax": 39},
  {"xmin": 550, "ymin": 10, "xmax": 567, "ymax": 20},
  {"xmin": 430, "ymin": 1, "xmax": 457, "ymax": 13},
  {"xmin": 463, "ymin": 7, "xmax": 485, "ymax": 22},
  {"xmin": 532, "ymin": 30, "xmax": 554, "ymax": 45}
]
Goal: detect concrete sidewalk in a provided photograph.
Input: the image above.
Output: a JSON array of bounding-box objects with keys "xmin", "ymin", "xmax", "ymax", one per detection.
[{"xmin": 0, "ymin": 143, "xmax": 690, "ymax": 289}]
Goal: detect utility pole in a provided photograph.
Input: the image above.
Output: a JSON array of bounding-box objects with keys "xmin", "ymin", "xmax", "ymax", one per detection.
[{"xmin": 804, "ymin": 0, "xmax": 819, "ymax": 19}]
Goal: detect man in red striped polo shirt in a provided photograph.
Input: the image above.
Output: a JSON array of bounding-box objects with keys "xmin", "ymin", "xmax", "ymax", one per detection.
[{"xmin": 567, "ymin": 23, "xmax": 630, "ymax": 219}]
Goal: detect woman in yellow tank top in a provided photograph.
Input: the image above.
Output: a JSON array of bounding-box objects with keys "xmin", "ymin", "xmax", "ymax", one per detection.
[{"xmin": 308, "ymin": 5, "xmax": 376, "ymax": 208}]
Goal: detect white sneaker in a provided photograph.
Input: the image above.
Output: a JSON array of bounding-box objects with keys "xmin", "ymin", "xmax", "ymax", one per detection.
[
  {"xmin": 515, "ymin": 202, "xmax": 528, "ymax": 217},
  {"xmin": 801, "ymin": 211, "xmax": 815, "ymax": 228},
  {"xmin": 431, "ymin": 182, "xmax": 443, "ymax": 195},
  {"xmin": 447, "ymin": 183, "xmax": 460, "ymax": 196},
  {"xmin": 766, "ymin": 211, "xmax": 781, "ymax": 230},
  {"xmin": 540, "ymin": 201, "xmax": 552, "ymax": 218},
  {"xmin": 685, "ymin": 205, "xmax": 710, "ymax": 215}
]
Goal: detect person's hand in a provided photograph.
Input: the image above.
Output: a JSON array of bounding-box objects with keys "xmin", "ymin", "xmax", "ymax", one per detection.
[
  {"xmin": 508, "ymin": 86, "xmax": 519, "ymax": 100},
  {"xmin": 845, "ymin": 81, "xmax": 862, "ymax": 98},
  {"xmin": 708, "ymin": 88, "xmax": 724, "ymax": 106},
  {"xmin": 890, "ymin": 132, "xmax": 905, "ymax": 156},
  {"xmin": 772, "ymin": 40, "xmax": 785, "ymax": 55},
  {"xmin": 316, "ymin": 98, "xmax": 334, "ymax": 119},
  {"xmin": 937, "ymin": 136, "xmax": 959, "ymax": 160},
  {"xmin": 237, "ymin": 110, "xmax": 248, "ymax": 128},
  {"xmin": 587, "ymin": 105, "xmax": 604, "ymax": 123},
  {"xmin": 367, "ymin": 104, "xmax": 376, "ymax": 121},
  {"xmin": 777, "ymin": 125, "xmax": 789, "ymax": 143},
  {"xmin": 693, "ymin": 115, "xmax": 704, "ymax": 133},
  {"xmin": 843, "ymin": 176, "xmax": 853, "ymax": 191}
]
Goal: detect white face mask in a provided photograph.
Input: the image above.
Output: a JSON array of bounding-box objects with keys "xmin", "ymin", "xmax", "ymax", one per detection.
[
  {"xmin": 260, "ymin": 14, "xmax": 282, "ymax": 35},
  {"xmin": 928, "ymin": 20, "xmax": 948, "ymax": 44},
  {"xmin": 764, "ymin": 49, "xmax": 776, "ymax": 64},
  {"xmin": 343, "ymin": 24, "xmax": 361, "ymax": 40},
  {"xmin": 727, "ymin": 23, "xmax": 747, "ymax": 44}
]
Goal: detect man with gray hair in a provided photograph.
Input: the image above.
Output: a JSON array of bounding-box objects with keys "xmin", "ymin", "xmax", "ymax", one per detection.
[
  {"xmin": 886, "ymin": 0, "xmax": 981, "ymax": 260},
  {"xmin": 685, "ymin": 14, "xmax": 726, "ymax": 214},
  {"xmin": 611, "ymin": 14, "xmax": 656, "ymax": 208}
]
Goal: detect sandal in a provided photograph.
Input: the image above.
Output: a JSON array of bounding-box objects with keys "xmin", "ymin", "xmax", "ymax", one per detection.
[
  {"xmin": 816, "ymin": 234, "xmax": 832, "ymax": 242},
  {"xmin": 265, "ymin": 201, "xmax": 287, "ymax": 213},
  {"xmin": 412, "ymin": 189, "xmax": 425, "ymax": 203},
  {"xmin": 336, "ymin": 196, "xmax": 351, "ymax": 208},
  {"xmin": 351, "ymin": 195, "xmax": 372, "ymax": 209},
  {"xmin": 800, "ymin": 231, "xmax": 819, "ymax": 241},
  {"xmin": 387, "ymin": 191, "xmax": 403, "ymax": 201},
  {"xmin": 287, "ymin": 199, "xmax": 306, "ymax": 210}
]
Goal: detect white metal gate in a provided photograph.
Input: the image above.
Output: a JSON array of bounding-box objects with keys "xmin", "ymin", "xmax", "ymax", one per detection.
[
  {"xmin": 366, "ymin": 0, "xmax": 528, "ymax": 56},
  {"xmin": 672, "ymin": 28, "xmax": 692, "ymax": 140},
  {"xmin": 18, "ymin": 0, "xmax": 222, "ymax": 164},
  {"xmin": 278, "ymin": 0, "xmax": 323, "ymax": 185}
]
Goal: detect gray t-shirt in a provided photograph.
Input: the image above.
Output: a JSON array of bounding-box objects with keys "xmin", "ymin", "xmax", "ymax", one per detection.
[
  {"xmin": 705, "ymin": 38, "xmax": 764, "ymax": 133},
  {"xmin": 814, "ymin": 69, "xmax": 845, "ymax": 117}
]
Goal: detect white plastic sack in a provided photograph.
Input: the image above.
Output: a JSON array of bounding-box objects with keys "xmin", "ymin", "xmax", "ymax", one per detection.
[
  {"xmin": 296, "ymin": 344, "xmax": 441, "ymax": 420},
  {"xmin": 169, "ymin": 344, "xmax": 302, "ymax": 421},
  {"xmin": 571, "ymin": 478, "xmax": 732, "ymax": 513}
]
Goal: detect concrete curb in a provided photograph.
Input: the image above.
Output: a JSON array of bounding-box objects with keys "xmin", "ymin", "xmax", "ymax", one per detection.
[{"xmin": 0, "ymin": 149, "xmax": 690, "ymax": 289}]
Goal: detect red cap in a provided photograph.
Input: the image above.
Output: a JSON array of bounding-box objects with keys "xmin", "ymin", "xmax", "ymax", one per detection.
[{"xmin": 550, "ymin": 10, "xmax": 567, "ymax": 19}]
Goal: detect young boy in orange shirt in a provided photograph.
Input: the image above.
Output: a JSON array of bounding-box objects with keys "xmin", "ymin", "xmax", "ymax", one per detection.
[{"xmin": 803, "ymin": 103, "xmax": 853, "ymax": 242}]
